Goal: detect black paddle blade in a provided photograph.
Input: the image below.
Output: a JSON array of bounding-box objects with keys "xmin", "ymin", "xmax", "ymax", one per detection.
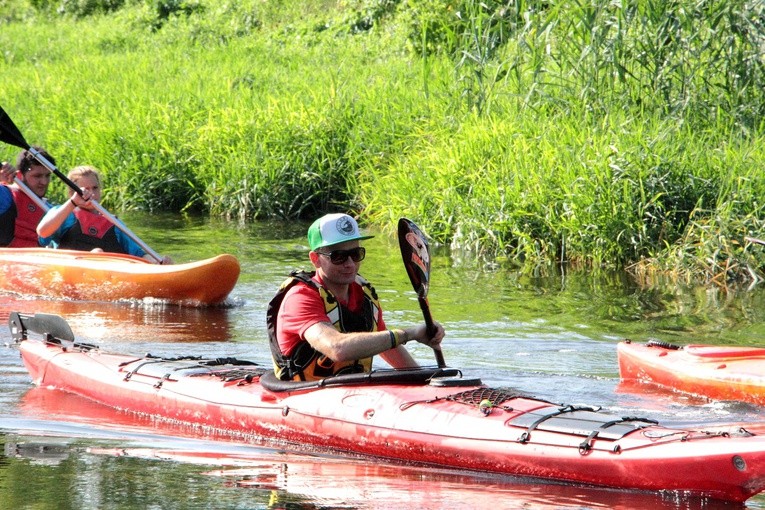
[
  {"xmin": 398, "ymin": 218, "xmax": 430, "ymax": 298},
  {"xmin": 398, "ymin": 218, "xmax": 446, "ymax": 368},
  {"xmin": 0, "ymin": 106, "xmax": 63, "ymax": 183},
  {"xmin": 8, "ymin": 311, "xmax": 75, "ymax": 343},
  {"xmin": 0, "ymin": 106, "xmax": 31, "ymax": 150}
]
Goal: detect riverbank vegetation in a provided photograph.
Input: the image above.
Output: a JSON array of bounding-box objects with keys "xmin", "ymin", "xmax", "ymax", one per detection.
[{"xmin": 2, "ymin": 0, "xmax": 765, "ymax": 284}]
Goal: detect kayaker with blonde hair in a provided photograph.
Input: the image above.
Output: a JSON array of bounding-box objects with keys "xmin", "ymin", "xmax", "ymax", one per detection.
[
  {"xmin": 0, "ymin": 147, "xmax": 55, "ymax": 247},
  {"xmin": 36, "ymin": 165, "xmax": 172, "ymax": 264},
  {"xmin": 267, "ymin": 213, "xmax": 445, "ymax": 381}
]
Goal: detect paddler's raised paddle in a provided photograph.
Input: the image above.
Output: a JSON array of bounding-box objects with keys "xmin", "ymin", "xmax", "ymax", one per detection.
[
  {"xmin": 398, "ymin": 217, "xmax": 446, "ymax": 368},
  {"xmin": 0, "ymin": 106, "xmax": 163, "ymax": 263}
]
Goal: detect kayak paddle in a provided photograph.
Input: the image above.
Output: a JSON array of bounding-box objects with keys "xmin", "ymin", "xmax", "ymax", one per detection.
[
  {"xmin": 0, "ymin": 106, "xmax": 163, "ymax": 263},
  {"xmin": 0, "ymin": 113, "xmax": 56, "ymax": 213},
  {"xmin": 398, "ymin": 217, "xmax": 446, "ymax": 368}
]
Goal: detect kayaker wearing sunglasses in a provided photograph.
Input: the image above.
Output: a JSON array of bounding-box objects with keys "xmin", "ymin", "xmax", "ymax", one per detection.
[{"xmin": 267, "ymin": 213, "xmax": 446, "ymax": 381}]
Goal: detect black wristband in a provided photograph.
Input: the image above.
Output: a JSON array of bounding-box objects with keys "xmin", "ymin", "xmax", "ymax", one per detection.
[
  {"xmin": 389, "ymin": 330, "xmax": 396, "ymax": 349},
  {"xmin": 69, "ymin": 197, "xmax": 77, "ymax": 207}
]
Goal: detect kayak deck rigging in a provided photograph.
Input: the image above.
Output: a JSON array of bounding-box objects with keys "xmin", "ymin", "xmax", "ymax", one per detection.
[{"xmin": 39, "ymin": 345, "xmax": 707, "ymax": 453}]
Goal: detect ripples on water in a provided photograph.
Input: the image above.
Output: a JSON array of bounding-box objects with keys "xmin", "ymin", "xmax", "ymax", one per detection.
[{"xmin": 1, "ymin": 213, "xmax": 765, "ymax": 509}]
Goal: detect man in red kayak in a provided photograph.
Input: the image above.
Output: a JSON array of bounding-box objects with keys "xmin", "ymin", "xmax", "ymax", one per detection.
[
  {"xmin": 0, "ymin": 147, "xmax": 55, "ymax": 247},
  {"xmin": 267, "ymin": 213, "xmax": 446, "ymax": 381}
]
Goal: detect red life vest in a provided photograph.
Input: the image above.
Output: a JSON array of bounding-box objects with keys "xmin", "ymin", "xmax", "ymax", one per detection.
[
  {"xmin": 58, "ymin": 209, "xmax": 125, "ymax": 253},
  {"xmin": 0, "ymin": 186, "xmax": 46, "ymax": 247}
]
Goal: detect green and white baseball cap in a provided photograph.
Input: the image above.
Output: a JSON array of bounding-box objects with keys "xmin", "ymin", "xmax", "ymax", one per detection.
[{"xmin": 307, "ymin": 213, "xmax": 374, "ymax": 250}]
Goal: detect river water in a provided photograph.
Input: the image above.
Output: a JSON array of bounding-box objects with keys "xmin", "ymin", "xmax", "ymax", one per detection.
[{"xmin": 1, "ymin": 212, "xmax": 764, "ymax": 509}]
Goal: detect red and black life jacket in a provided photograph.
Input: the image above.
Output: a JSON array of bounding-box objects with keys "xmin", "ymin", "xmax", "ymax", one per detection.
[
  {"xmin": 266, "ymin": 270, "xmax": 381, "ymax": 381},
  {"xmin": 58, "ymin": 209, "xmax": 125, "ymax": 253},
  {"xmin": 0, "ymin": 186, "xmax": 46, "ymax": 247}
]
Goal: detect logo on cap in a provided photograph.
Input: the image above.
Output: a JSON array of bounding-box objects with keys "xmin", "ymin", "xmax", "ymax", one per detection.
[{"xmin": 336, "ymin": 216, "xmax": 356, "ymax": 238}]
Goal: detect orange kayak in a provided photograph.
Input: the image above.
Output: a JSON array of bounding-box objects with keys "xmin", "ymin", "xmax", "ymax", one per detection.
[
  {"xmin": 0, "ymin": 248, "xmax": 240, "ymax": 306},
  {"xmin": 617, "ymin": 340, "xmax": 765, "ymax": 405}
]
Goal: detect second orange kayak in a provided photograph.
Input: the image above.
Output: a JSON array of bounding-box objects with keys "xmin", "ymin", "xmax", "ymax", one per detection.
[
  {"xmin": 617, "ymin": 340, "xmax": 765, "ymax": 405},
  {"xmin": 0, "ymin": 248, "xmax": 240, "ymax": 306}
]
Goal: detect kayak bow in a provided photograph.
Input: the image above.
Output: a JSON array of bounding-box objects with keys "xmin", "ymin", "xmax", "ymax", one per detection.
[{"xmin": 618, "ymin": 339, "xmax": 765, "ymax": 406}]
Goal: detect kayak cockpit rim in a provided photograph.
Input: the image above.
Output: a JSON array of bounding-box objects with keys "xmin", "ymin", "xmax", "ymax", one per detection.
[{"xmin": 258, "ymin": 367, "xmax": 471, "ymax": 392}]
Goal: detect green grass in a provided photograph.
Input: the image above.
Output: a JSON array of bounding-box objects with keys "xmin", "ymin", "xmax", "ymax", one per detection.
[{"xmin": 2, "ymin": 0, "xmax": 765, "ymax": 283}]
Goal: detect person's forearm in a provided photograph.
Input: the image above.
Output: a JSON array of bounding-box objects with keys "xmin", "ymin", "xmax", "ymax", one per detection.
[
  {"xmin": 330, "ymin": 330, "xmax": 407, "ymax": 361},
  {"xmin": 379, "ymin": 344, "xmax": 420, "ymax": 369},
  {"xmin": 306, "ymin": 324, "xmax": 410, "ymax": 362},
  {"xmin": 36, "ymin": 200, "xmax": 75, "ymax": 238}
]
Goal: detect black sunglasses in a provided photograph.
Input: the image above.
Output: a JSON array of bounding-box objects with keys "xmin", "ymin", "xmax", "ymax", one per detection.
[{"xmin": 317, "ymin": 247, "xmax": 366, "ymax": 264}]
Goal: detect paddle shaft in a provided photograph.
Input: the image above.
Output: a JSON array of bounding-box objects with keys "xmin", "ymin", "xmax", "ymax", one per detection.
[
  {"xmin": 418, "ymin": 295, "xmax": 446, "ymax": 367},
  {"xmin": 27, "ymin": 147, "xmax": 163, "ymax": 263}
]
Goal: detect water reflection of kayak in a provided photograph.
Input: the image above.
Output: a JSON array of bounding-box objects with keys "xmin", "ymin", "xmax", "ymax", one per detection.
[
  {"xmin": 14, "ymin": 312, "xmax": 765, "ymax": 504},
  {"xmin": 0, "ymin": 248, "xmax": 240, "ymax": 306},
  {"xmin": 618, "ymin": 340, "xmax": 765, "ymax": 406},
  {"xmin": 0, "ymin": 299, "xmax": 236, "ymax": 344},
  {"xmin": 86, "ymin": 447, "xmax": 704, "ymax": 510},
  {"xmin": 5, "ymin": 414, "xmax": 702, "ymax": 510}
]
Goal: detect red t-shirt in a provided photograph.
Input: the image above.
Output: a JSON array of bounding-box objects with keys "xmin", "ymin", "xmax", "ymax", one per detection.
[{"xmin": 276, "ymin": 274, "xmax": 386, "ymax": 357}]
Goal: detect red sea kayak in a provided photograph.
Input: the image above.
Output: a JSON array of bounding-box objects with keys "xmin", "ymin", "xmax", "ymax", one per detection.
[
  {"xmin": 618, "ymin": 339, "xmax": 765, "ymax": 405},
  {"xmin": 12, "ymin": 312, "xmax": 765, "ymax": 504},
  {"xmin": 0, "ymin": 248, "xmax": 239, "ymax": 306}
]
